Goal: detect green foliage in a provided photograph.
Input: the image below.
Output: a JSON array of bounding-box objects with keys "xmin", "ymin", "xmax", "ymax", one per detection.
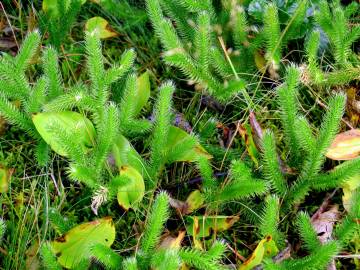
[
  {"xmin": 40, "ymin": 0, "xmax": 83, "ymax": 49},
  {"xmin": 0, "ymin": 219, "xmax": 5, "ymax": 244},
  {"xmin": 146, "ymin": 0, "xmax": 249, "ymax": 103},
  {"xmin": 0, "ymin": 31, "xmax": 49, "ymax": 165},
  {"xmin": 41, "ymin": 192, "xmax": 226, "ymax": 269},
  {"xmin": 296, "ymin": 212, "xmax": 321, "ymax": 252},
  {"xmin": 0, "ymin": 30, "xmax": 207, "ymax": 213},
  {"xmin": 140, "ymin": 191, "xmax": 169, "ymax": 254},
  {"xmin": 259, "ymin": 196, "xmax": 282, "ymax": 244}
]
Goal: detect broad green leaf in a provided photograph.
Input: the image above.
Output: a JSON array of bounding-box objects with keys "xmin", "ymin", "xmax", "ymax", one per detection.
[
  {"xmin": 185, "ymin": 190, "xmax": 205, "ymax": 214},
  {"xmin": 117, "ymin": 166, "xmax": 145, "ymax": 210},
  {"xmin": 42, "ymin": 0, "xmax": 86, "ymax": 16},
  {"xmin": 239, "ymin": 236, "xmax": 279, "ymax": 270},
  {"xmin": 0, "ymin": 166, "xmax": 12, "ymax": 193},
  {"xmin": 166, "ymin": 126, "xmax": 212, "ymax": 163},
  {"xmin": 111, "ymin": 135, "xmax": 145, "ymax": 175},
  {"xmin": 85, "ymin": 17, "xmax": 118, "ymax": 39},
  {"xmin": 134, "ymin": 71, "xmax": 151, "ymax": 116},
  {"xmin": 342, "ymin": 174, "xmax": 360, "ymax": 212},
  {"xmin": 51, "ymin": 217, "xmax": 115, "ymax": 269},
  {"xmin": 32, "ymin": 111, "xmax": 96, "ymax": 157},
  {"xmin": 326, "ymin": 129, "xmax": 360, "ymax": 160},
  {"xmin": 186, "ymin": 216, "xmax": 239, "ymax": 238}
]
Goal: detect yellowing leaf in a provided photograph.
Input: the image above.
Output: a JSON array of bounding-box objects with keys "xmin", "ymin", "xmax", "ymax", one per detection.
[
  {"xmin": 185, "ymin": 190, "xmax": 205, "ymax": 214},
  {"xmin": 342, "ymin": 175, "xmax": 360, "ymax": 212},
  {"xmin": 239, "ymin": 236, "xmax": 278, "ymax": 270},
  {"xmin": 169, "ymin": 190, "xmax": 205, "ymax": 215},
  {"xmin": 254, "ymin": 50, "xmax": 266, "ymax": 72},
  {"xmin": 159, "ymin": 231, "xmax": 186, "ymax": 250},
  {"xmin": 0, "ymin": 166, "xmax": 13, "ymax": 193},
  {"xmin": 117, "ymin": 166, "xmax": 145, "ymax": 210},
  {"xmin": 85, "ymin": 17, "xmax": 118, "ymax": 39},
  {"xmin": 32, "ymin": 111, "xmax": 96, "ymax": 157},
  {"xmin": 186, "ymin": 216, "xmax": 239, "ymax": 238},
  {"xmin": 239, "ymin": 123, "xmax": 260, "ymax": 167},
  {"xmin": 166, "ymin": 126, "xmax": 212, "ymax": 163},
  {"xmin": 51, "ymin": 217, "xmax": 115, "ymax": 269},
  {"xmin": 326, "ymin": 129, "xmax": 360, "ymax": 160}
]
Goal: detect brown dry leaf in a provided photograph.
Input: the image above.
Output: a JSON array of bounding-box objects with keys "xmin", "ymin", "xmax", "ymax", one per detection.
[
  {"xmin": 169, "ymin": 197, "xmax": 189, "ymax": 215},
  {"xmin": 159, "ymin": 231, "xmax": 185, "ymax": 250},
  {"xmin": 326, "ymin": 129, "xmax": 360, "ymax": 160},
  {"xmin": 0, "ymin": 38, "xmax": 17, "ymax": 49},
  {"xmin": 25, "ymin": 242, "xmax": 41, "ymax": 270},
  {"xmin": 311, "ymin": 205, "xmax": 339, "ymax": 244},
  {"xmin": 311, "ymin": 205, "xmax": 339, "ymax": 270},
  {"xmin": 346, "ymin": 87, "xmax": 360, "ymax": 126}
]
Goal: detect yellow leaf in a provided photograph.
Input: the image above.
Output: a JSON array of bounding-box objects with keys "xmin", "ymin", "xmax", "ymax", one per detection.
[
  {"xmin": 185, "ymin": 190, "xmax": 205, "ymax": 214},
  {"xmin": 326, "ymin": 129, "xmax": 360, "ymax": 160},
  {"xmin": 85, "ymin": 17, "xmax": 118, "ymax": 39},
  {"xmin": 254, "ymin": 50, "xmax": 266, "ymax": 72},
  {"xmin": 186, "ymin": 216, "xmax": 239, "ymax": 238},
  {"xmin": 239, "ymin": 236, "xmax": 278, "ymax": 270},
  {"xmin": 159, "ymin": 231, "xmax": 186, "ymax": 250},
  {"xmin": 0, "ymin": 166, "xmax": 13, "ymax": 193},
  {"xmin": 342, "ymin": 175, "xmax": 360, "ymax": 212}
]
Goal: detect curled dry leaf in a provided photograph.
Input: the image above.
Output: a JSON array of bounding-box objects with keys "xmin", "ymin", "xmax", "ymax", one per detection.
[
  {"xmin": 311, "ymin": 205, "xmax": 339, "ymax": 244},
  {"xmin": 159, "ymin": 231, "xmax": 186, "ymax": 250},
  {"xmin": 186, "ymin": 216, "xmax": 239, "ymax": 238},
  {"xmin": 169, "ymin": 190, "xmax": 205, "ymax": 215},
  {"xmin": 310, "ymin": 204, "xmax": 339, "ymax": 270},
  {"xmin": 326, "ymin": 129, "xmax": 360, "ymax": 160}
]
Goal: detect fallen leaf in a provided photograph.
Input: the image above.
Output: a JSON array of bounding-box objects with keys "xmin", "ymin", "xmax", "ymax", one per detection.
[
  {"xmin": 239, "ymin": 235, "xmax": 279, "ymax": 270},
  {"xmin": 326, "ymin": 129, "xmax": 360, "ymax": 160},
  {"xmin": 0, "ymin": 38, "xmax": 17, "ymax": 49},
  {"xmin": 85, "ymin": 17, "xmax": 118, "ymax": 39},
  {"xmin": 310, "ymin": 204, "xmax": 339, "ymax": 270},
  {"xmin": 311, "ymin": 205, "xmax": 339, "ymax": 244},
  {"xmin": 186, "ymin": 216, "xmax": 239, "ymax": 238},
  {"xmin": 26, "ymin": 242, "xmax": 41, "ymax": 270},
  {"xmin": 185, "ymin": 190, "xmax": 205, "ymax": 213},
  {"xmin": 159, "ymin": 231, "xmax": 186, "ymax": 250},
  {"xmin": 239, "ymin": 123, "xmax": 260, "ymax": 167},
  {"xmin": 169, "ymin": 190, "xmax": 205, "ymax": 215}
]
